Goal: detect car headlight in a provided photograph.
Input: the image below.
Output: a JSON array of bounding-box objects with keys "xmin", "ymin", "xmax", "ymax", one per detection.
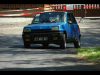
[
  {"xmin": 51, "ymin": 26, "xmax": 59, "ymax": 30},
  {"xmin": 23, "ymin": 27, "xmax": 31, "ymax": 32}
]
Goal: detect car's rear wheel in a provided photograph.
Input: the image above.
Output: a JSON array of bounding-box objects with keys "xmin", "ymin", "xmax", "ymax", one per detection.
[
  {"xmin": 24, "ymin": 43, "xmax": 30, "ymax": 48},
  {"xmin": 60, "ymin": 34, "xmax": 66, "ymax": 49},
  {"xmin": 74, "ymin": 38, "xmax": 81, "ymax": 48}
]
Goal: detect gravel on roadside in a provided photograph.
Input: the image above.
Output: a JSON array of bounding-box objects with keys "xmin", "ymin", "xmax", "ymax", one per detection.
[
  {"xmin": 0, "ymin": 17, "xmax": 100, "ymax": 28},
  {"xmin": 0, "ymin": 17, "xmax": 33, "ymax": 28}
]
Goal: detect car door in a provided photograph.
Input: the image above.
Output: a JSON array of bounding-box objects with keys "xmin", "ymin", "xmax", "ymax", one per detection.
[
  {"xmin": 64, "ymin": 13, "xmax": 72, "ymax": 38},
  {"xmin": 70, "ymin": 13, "xmax": 79, "ymax": 38},
  {"xmin": 67, "ymin": 13, "xmax": 76, "ymax": 38}
]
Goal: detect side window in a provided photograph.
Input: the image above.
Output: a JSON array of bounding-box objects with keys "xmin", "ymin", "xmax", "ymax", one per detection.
[
  {"xmin": 67, "ymin": 14, "xmax": 71, "ymax": 23},
  {"xmin": 31, "ymin": 14, "xmax": 40, "ymax": 24},
  {"xmin": 31, "ymin": 16, "xmax": 39, "ymax": 24},
  {"xmin": 71, "ymin": 13, "xmax": 77, "ymax": 24},
  {"xmin": 34, "ymin": 17, "xmax": 39, "ymax": 23}
]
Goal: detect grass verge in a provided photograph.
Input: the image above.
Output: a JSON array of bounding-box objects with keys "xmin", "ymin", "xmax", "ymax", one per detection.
[{"xmin": 77, "ymin": 46, "xmax": 100, "ymax": 63}]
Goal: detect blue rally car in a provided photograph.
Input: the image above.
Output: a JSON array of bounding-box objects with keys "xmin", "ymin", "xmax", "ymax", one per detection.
[{"xmin": 22, "ymin": 11, "xmax": 81, "ymax": 49}]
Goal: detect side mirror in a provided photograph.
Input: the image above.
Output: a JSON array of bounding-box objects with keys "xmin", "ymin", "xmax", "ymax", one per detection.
[{"xmin": 68, "ymin": 21, "xmax": 72, "ymax": 24}]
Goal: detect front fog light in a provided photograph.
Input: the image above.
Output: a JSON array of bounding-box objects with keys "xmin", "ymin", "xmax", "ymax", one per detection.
[{"xmin": 53, "ymin": 37, "xmax": 58, "ymax": 40}]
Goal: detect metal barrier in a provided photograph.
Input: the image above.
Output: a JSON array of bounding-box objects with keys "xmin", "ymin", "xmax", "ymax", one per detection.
[
  {"xmin": 0, "ymin": 4, "xmax": 44, "ymax": 9},
  {"xmin": 0, "ymin": 4, "xmax": 100, "ymax": 17}
]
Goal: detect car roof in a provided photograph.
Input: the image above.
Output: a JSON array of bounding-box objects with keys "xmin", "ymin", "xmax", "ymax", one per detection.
[{"xmin": 40, "ymin": 11, "xmax": 71, "ymax": 14}]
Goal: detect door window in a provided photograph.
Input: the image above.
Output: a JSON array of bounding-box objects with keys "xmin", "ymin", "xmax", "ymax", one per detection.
[
  {"xmin": 70, "ymin": 13, "xmax": 77, "ymax": 24},
  {"xmin": 67, "ymin": 14, "xmax": 72, "ymax": 23}
]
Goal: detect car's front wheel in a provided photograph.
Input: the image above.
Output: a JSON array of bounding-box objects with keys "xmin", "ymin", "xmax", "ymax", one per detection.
[{"xmin": 60, "ymin": 34, "xmax": 66, "ymax": 49}]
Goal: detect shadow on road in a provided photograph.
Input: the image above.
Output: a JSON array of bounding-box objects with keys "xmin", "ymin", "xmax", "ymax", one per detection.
[
  {"xmin": 9, "ymin": 44, "xmax": 74, "ymax": 49},
  {"xmin": 0, "ymin": 65, "xmax": 98, "ymax": 71},
  {"xmin": 80, "ymin": 28, "xmax": 100, "ymax": 47},
  {"xmin": 0, "ymin": 30, "xmax": 100, "ymax": 71},
  {"xmin": 0, "ymin": 46, "xmax": 76, "ymax": 55}
]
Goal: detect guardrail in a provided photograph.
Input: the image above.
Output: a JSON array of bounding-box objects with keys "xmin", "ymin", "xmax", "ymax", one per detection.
[
  {"xmin": 0, "ymin": 4, "xmax": 43, "ymax": 9},
  {"xmin": 0, "ymin": 5, "xmax": 100, "ymax": 17}
]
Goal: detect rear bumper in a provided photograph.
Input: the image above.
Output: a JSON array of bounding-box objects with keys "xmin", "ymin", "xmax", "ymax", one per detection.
[{"xmin": 22, "ymin": 32, "xmax": 63, "ymax": 44}]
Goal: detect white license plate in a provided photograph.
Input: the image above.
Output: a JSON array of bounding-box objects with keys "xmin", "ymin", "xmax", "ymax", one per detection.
[
  {"xmin": 39, "ymin": 37, "xmax": 43, "ymax": 41},
  {"xmin": 44, "ymin": 37, "xmax": 48, "ymax": 41},
  {"xmin": 34, "ymin": 37, "xmax": 48, "ymax": 41}
]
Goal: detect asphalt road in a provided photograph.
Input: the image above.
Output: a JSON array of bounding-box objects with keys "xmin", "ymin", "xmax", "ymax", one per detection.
[{"xmin": 0, "ymin": 18, "xmax": 100, "ymax": 71}]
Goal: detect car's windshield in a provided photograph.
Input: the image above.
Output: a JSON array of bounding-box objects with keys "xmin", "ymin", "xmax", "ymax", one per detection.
[{"xmin": 31, "ymin": 12, "xmax": 65, "ymax": 24}]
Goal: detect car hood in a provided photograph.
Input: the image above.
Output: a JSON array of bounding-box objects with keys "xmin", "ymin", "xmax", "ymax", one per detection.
[{"xmin": 24, "ymin": 22, "xmax": 65, "ymax": 30}]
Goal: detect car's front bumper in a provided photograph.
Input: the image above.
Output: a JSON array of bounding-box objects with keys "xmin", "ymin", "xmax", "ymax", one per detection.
[{"xmin": 22, "ymin": 32, "xmax": 63, "ymax": 44}]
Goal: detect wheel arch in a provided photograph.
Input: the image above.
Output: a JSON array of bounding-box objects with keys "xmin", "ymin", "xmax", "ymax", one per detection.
[
  {"xmin": 79, "ymin": 34, "xmax": 81, "ymax": 38},
  {"xmin": 63, "ymin": 30, "xmax": 67, "ymax": 38}
]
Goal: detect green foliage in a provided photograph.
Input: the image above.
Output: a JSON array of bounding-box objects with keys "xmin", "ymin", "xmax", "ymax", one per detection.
[{"xmin": 77, "ymin": 47, "xmax": 100, "ymax": 62}]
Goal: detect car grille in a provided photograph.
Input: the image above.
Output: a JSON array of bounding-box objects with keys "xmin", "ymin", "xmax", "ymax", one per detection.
[
  {"xmin": 31, "ymin": 29, "xmax": 51, "ymax": 33},
  {"xmin": 24, "ymin": 29, "xmax": 59, "ymax": 34},
  {"xmin": 33, "ymin": 34, "xmax": 48, "ymax": 37}
]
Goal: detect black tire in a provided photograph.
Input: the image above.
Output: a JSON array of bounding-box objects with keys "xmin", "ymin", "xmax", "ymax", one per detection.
[
  {"xmin": 42, "ymin": 43, "xmax": 49, "ymax": 47},
  {"xmin": 24, "ymin": 43, "xmax": 30, "ymax": 48},
  {"xmin": 74, "ymin": 38, "xmax": 81, "ymax": 48},
  {"xmin": 60, "ymin": 34, "xmax": 66, "ymax": 49}
]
